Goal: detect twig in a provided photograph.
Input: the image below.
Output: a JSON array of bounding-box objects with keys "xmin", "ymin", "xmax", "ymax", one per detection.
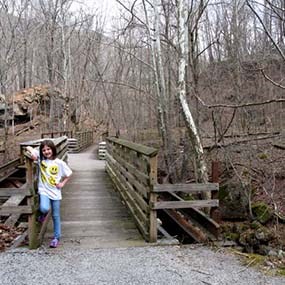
[
  {"xmin": 192, "ymin": 268, "xmax": 211, "ymax": 276},
  {"xmin": 232, "ymin": 250, "xmax": 250, "ymax": 257},
  {"xmin": 166, "ymin": 269, "xmax": 183, "ymax": 278},
  {"xmin": 9, "ymin": 230, "xmax": 28, "ymax": 250},
  {"xmin": 261, "ymin": 69, "xmax": 285, "ymax": 89},
  {"xmin": 205, "ymin": 133, "xmax": 281, "ymax": 149},
  {"xmin": 238, "ymin": 257, "xmax": 257, "ymax": 273},
  {"xmin": 201, "ymin": 281, "xmax": 213, "ymax": 285}
]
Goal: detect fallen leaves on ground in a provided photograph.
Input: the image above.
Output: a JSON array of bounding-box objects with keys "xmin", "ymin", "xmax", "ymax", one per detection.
[{"xmin": 0, "ymin": 223, "xmax": 26, "ymax": 251}]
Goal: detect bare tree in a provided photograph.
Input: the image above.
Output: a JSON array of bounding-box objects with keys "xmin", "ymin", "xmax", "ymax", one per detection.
[
  {"xmin": 177, "ymin": 0, "xmax": 210, "ymax": 199},
  {"xmin": 0, "ymin": 0, "xmax": 28, "ymax": 159}
]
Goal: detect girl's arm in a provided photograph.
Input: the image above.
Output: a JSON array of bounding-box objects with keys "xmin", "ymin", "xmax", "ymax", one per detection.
[
  {"xmin": 56, "ymin": 175, "xmax": 71, "ymax": 189},
  {"xmin": 56, "ymin": 160, "xmax": 72, "ymax": 189}
]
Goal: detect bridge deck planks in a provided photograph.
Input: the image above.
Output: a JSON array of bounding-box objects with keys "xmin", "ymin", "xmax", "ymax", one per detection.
[{"xmin": 45, "ymin": 147, "xmax": 145, "ymax": 248}]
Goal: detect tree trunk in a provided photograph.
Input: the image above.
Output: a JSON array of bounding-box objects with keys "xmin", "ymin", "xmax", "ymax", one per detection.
[
  {"xmin": 177, "ymin": 0, "xmax": 210, "ymax": 200},
  {"xmin": 143, "ymin": 0, "xmax": 172, "ymax": 179}
]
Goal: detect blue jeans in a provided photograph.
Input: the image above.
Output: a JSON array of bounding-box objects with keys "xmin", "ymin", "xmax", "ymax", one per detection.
[{"xmin": 39, "ymin": 194, "xmax": 61, "ymax": 240}]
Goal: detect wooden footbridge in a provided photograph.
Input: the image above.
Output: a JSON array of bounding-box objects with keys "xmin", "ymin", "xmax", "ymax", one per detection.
[{"xmin": 0, "ymin": 131, "xmax": 220, "ymax": 249}]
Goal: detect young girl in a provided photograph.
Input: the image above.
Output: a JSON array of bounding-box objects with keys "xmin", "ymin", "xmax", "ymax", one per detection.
[{"xmin": 26, "ymin": 140, "xmax": 72, "ymax": 248}]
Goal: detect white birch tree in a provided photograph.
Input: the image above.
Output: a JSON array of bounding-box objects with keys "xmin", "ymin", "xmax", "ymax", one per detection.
[
  {"xmin": 177, "ymin": 0, "xmax": 210, "ymax": 199},
  {"xmin": 141, "ymin": 0, "xmax": 173, "ymax": 177}
]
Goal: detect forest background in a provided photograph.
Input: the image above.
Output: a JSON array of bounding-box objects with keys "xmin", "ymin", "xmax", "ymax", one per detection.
[{"xmin": 0, "ymin": 0, "xmax": 285, "ymax": 254}]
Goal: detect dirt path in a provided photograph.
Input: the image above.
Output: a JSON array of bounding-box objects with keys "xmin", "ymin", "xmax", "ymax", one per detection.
[{"xmin": 1, "ymin": 245, "xmax": 285, "ymax": 284}]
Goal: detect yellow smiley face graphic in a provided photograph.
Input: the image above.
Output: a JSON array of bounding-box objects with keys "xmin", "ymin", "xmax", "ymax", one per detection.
[
  {"xmin": 41, "ymin": 161, "xmax": 47, "ymax": 169},
  {"xmin": 49, "ymin": 165, "xmax": 59, "ymax": 175},
  {"xmin": 48, "ymin": 176, "xmax": 57, "ymax": 186}
]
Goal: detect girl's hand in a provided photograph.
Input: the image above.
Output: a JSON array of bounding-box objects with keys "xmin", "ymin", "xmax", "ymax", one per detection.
[
  {"xmin": 25, "ymin": 146, "xmax": 38, "ymax": 161},
  {"xmin": 56, "ymin": 176, "xmax": 71, "ymax": 189},
  {"xmin": 56, "ymin": 182, "xmax": 64, "ymax": 189}
]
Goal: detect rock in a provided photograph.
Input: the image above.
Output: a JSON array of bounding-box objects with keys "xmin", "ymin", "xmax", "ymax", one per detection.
[
  {"xmin": 219, "ymin": 182, "xmax": 249, "ymax": 220},
  {"xmin": 225, "ymin": 232, "xmax": 240, "ymax": 242},
  {"xmin": 256, "ymin": 245, "xmax": 271, "ymax": 255},
  {"xmin": 277, "ymin": 250, "xmax": 284, "ymax": 258},
  {"xmin": 239, "ymin": 229, "xmax": 258, "ymax": 247},
  {"xmin": 250, "ymin": 220, "xmax": 261, "ymax": 229},
  {"xmin": 268, "ymin": 249, "xmax": 278, "ymax": 257},
  {"xmin": 252, "ymin": 202, "xmax": 273, "ymax": 224},
  {"xmin": 254, "ymin": 227, "xmax": 273, "ymax": 243},
  {"xmin": 0, "ymin": 85, "xmax": 66, "ymax": 126}
]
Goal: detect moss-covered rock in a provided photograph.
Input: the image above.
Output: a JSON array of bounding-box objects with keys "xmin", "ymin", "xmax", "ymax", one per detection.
[
  {"xmin": 219, "ymin": 182, "xmax": 249, "ymax": 220},
  {"xmin": 233, "ymin": 222, "xmax": 250, "ymax": 233},
  {"xmin": 250, "ymin": 220, "xmax": 262, "ymax": 229},
  {"xmin": 219, "ymin": 185, "xmax": 229, "ymax": 201},
  {"xmin": 252, "ymin": 202, "xmax": 273, "ymax": 224},
  {"xmin": 254, "ymin": 226, "xmax": 273, "ymax": 243},
  {"xmin": 224, "ymin": 232, "xmax": 240, "ymax": 242},
  {"xmin": 239, "ymin": 229, "xmax": 258, "ymax": 247}
]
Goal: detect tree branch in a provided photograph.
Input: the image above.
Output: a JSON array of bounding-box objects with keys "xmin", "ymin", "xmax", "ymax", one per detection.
[
  {"xmin": 115, "ymin": 0, "xmax": 148, "ymax": 30},
  {"xmin": 246, "ymin": 0, "xmax": 285, "ymax": 62},
  {"xmin": 193, "ymin": 92, "xmax": 285, "ymax": 109},
  {"xmin": 89, "ymin": 79, "xmax": 155, "ymax": 101},
  {"xmin": 260, "ymin": 69, "xmax": 285, "ymax": 89}
]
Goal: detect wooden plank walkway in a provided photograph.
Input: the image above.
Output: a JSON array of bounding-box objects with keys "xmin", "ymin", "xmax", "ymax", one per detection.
[{"xmin": 44, "ymin": 146, "xmax": 145, "ymax": 248}]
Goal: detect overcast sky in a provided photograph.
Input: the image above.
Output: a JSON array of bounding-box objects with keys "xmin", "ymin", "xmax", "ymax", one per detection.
[{"xmin": 71, "ymin": 0, "xmax": 121, "ymax": 32}]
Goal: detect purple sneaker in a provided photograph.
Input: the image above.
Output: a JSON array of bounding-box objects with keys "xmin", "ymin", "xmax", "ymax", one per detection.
[
  {"xmin": 49, "ymin": 238, "xmax": 59, "ymax": 248},
  {"xmin": 38, "ymin": 214, "xmax": 47, "ymax": 223}
]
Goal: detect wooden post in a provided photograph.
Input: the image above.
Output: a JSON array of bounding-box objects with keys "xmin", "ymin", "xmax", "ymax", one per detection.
[
  {"xmin": 211, "ymin": 161, "xmax": 220, "ymax": 184},
  {"xmin": 26, "ymin": 158, "xmax": 40, "ymax": 249},
  {"xmin": 210, "ymin": 161, "xmax": 221, "ymax": 222},
  {"xmin": 149, "ymin": 155, "xmax": 158, "ymax": 242}
]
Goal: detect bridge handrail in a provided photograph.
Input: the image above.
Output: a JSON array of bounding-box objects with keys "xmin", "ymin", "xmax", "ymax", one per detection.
[
  {"xmin": 41, "ymin": 130, "xmax": 93, "ymax": 152},
  {"xmin": 107, "ymin": 137, "xmax": 158, "ymax": 157},
  {"xmin": 106, "ymin": 138, "xmax": 220, "ymax": 243},
  {"xmin": 0, "ymin": 158, "xmax": 21, "ymax": 172},
  {"xmin": 41, "ymin": 131, "xmax": 73, "ymax": 138},
  {"xmin": 0, "ymin": 158, "xmax": 22, "ymax": 182},
  {"xmin": 106, "ymin": 137, "xmax": 158, "ymax": 242},
  {"xmin": 20, "ymin": 136, "xmax": 69, "ymax": 249},
  {"xmin": 74, "ymin": 131, "xmax": 93, "ymax": 151}
]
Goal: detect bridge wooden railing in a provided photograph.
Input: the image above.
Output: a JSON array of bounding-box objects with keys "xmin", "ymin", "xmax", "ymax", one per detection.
[
  {"xmin": 41, "ymin": 130, "xmax": 93, "ymax": 153},
  {"xmin": 106, "ymin": 137, "xmax": 159, "ymax": 242},
  {"xmin": 41, "ymin": 130, "xmax": 73, "ymax": 138},
  {"xmin": 68, "ymin": 131, "xmax": 93, "ymax": 152},
  {"xmin": 106, "ymin": 137, "xmax": 220, "ymax": 243},
  {"xmin": 0, "ymin": 158, "xmax": 22, "ymax": 183},
  {"xmin": 19, "ymin": 136, "xmax": 69, "ymax": 249}
]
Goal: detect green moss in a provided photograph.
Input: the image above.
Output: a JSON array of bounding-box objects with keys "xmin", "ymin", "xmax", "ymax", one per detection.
[
  {"xmin": 242, "ymin": 169, "xmax": 249, "ymax": 177},
  {"xmin": 224, "ymin": 232, "xmax": 240, "ymax": 241},
  {"xmin": 251, "ymin": 186, "xmax": 258, "ymax": 196},
  {"xmin": 250, "ymin": 220, "xmax": 262, "ymax": 229},
  {"xmin": 220, "ymin": 223, "xmax": 233, "ymax": 233},
  {"xmin": 219, "ymin": 185, "xmax": 229, "ymax": 201},
  {"xmin": 258, "ymin": 153, "xmax": 268, "ymax": 160},
  {"xmin": 241, "ymin": 253, "xmax": 266, "ymax": 267},
  {"xmin": 248, "ymin": 254, "xmax": 266, "ymax": 266},
  {"xmin": 252, "ymin": 202, "xmax": 273, "ymax": 224},
  {"xmin": 232, "ymin": 250, "xmax": 285, "ymax": 276},
  {"xmin": 233, "ymin": 223, "xmax": 250, "ymax": 233},
  {"xmin": 277, "ymin": 268, "xmax": 285, "ymax": 276},
  {"xmin": 183, "ymin": 194, "xmax": 195, "ymax": 201}
]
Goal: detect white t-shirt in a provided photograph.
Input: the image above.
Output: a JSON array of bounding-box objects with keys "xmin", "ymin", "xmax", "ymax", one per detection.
[{"xmin": 32, "ymin": 149, "xmax": 72, "ymax": 200}]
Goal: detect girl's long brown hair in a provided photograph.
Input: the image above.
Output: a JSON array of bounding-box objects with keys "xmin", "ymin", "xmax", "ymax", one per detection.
[{"xmin": 39, "ymin": 140, "xmax": 57, "ymax": 160}]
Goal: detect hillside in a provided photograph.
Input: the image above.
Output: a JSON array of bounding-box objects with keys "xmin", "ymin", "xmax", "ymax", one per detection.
[{"xmin": 0, "ymin": 85, "xmax": 107, "ymax": 165}]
